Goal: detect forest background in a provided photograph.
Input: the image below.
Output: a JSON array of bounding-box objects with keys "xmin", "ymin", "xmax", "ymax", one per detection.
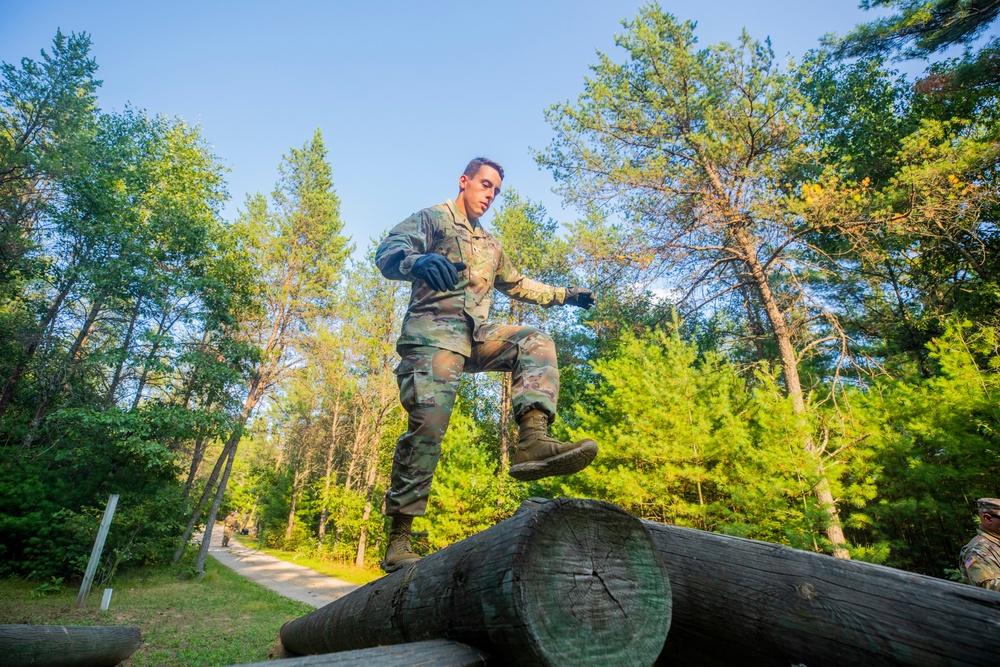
[{"xmin": 1, "ymin": 0, "xmax": 998, "ymax": 586}]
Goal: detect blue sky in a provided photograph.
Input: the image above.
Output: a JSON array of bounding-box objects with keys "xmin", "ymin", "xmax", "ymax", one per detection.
[{"xmin": 3, "ymin": 1, "xmax": 888, "ymax": 256}]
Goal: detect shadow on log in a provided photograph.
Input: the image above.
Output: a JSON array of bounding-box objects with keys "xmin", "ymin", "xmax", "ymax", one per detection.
[
  {"xmin": 0, "ymin": 624, "xmax": 142, "ymax": 667},
  {"xmin": 280, "ymin": 498, "xmax": 671, "ymax": 667},
  {"xmin": 230, "ymin": 639, "xmax": 489, "ymax": 666},
  {"xmin": 645, "ymin": 521, "xmax": 1000, "ymax": 667}
]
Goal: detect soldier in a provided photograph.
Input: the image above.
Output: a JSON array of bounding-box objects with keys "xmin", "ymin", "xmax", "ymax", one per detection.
[
  {"xmin": 959, "ymin": 497, "xmax": 1000, "ymax": 591},
  {"xmin": 374, "ymin": 157, "xmax": 598, "ymax": 572},
  {"xmin": 222, "ymin": 510, "xmax": 239, "ymax": 548}
]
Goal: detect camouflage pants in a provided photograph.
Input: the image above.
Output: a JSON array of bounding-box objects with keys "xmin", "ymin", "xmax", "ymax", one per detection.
[{"xmin": 384, "ymin": 324, "xmax": 559, "ymax": 517}]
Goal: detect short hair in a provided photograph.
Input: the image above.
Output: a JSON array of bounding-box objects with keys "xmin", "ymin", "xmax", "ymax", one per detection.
[{"xmin": 463, "ymin": 157, "xmax": 504, "ymax": 181}]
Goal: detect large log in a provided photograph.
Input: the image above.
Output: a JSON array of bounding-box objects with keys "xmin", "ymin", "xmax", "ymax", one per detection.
[
  {"xmin": 230, "ymin": 639, "xmax": 489, "ymax": 666},
  {"xmin": 281, "ymin": 498, "xmax": 671, "ymax": 666},
  {"xmin": 645, "ymin": 521, "xmax": 1000, "ymax": 666},
  {"xmin": 0, "ymin": 624, "xmax": 142, "ymax": 667}
]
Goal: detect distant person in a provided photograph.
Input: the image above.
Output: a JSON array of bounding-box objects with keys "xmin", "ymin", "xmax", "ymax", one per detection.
[
  {"xmin": 959, "ymin": 497, "xmax": 1000, "ymax": 591},
  {"xmin": 374, "ymin": 157, "xmax": 598, "ymax": 573},
  {"xmin": 222, "ymin": 510, "xmax": 239, "ymax": 547}
]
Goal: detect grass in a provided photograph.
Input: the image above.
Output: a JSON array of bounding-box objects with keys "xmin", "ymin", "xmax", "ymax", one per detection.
[
  {"xmin": 242, "ymin": 539, "xmax": 382, "ymax": 586},
  {"xmin": 0, "ymin": 557, "xmax": 314, "ymax": 666}
]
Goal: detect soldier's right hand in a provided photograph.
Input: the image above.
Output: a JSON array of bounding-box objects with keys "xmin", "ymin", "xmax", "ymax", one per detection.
[{"xmin": 412, "ymin": 253, "xmax": 463, "ymax": 291}]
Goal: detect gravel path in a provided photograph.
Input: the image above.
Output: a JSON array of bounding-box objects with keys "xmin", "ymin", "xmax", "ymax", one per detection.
[{"xmin": 206, "ymin": 526, "xmax": 360, "ymax": 608}]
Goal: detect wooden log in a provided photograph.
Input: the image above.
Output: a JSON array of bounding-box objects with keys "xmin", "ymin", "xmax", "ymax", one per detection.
[
  {"xmin": 644, "ymin": 521, "xmax": 1000, "ymax": 667},
  {"xmin": 229, "ymin": 639, "xmax": 489, "ymax": 666},
  {"xmin": 281, "ymin": 498, "xmax": 671, "ymax": 667},
  {"xmin": 0, "ymin": 624, "xmax": 142, "ymax": 667}
]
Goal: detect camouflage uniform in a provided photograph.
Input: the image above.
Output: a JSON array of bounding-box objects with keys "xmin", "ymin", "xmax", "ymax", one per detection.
[
  {"xmin": 376, "ymin": 200, "xmax": 566, "ymax": 516},
  {"xmin": 959, "ymin": 498, "xmax": 1000, "ymax": 591},
  {"xmin": 222, "ymin": 512, "xmax": 238, "ymax": 547}
]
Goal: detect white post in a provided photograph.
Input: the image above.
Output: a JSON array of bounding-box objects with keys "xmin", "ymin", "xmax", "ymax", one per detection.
[
  {"xmin": 100, "ymin": 588, "xmax": 113, "ymax": 611},
  {"xmin": 76, "ymin": 494, "xmax": 119, "ymax": 608}
]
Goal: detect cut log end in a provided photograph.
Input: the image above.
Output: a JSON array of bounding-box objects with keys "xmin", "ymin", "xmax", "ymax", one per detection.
[{"xmin": 511, "ymin": 499, "xmax": 672, "ymax": 666}]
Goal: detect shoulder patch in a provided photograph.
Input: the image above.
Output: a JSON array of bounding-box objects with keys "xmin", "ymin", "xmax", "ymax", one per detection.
[{"xmin": 964, "ymin": 555, "xmax": 978, "ymax": 569}]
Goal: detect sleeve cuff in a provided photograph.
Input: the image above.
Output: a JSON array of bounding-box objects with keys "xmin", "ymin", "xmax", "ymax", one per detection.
[{"xmin": 399, "ymin": 252, "xmax": 425, "ymax": 278}]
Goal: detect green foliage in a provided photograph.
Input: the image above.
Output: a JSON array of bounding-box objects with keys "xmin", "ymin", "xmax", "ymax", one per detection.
[
  {"xmin": 537, "ymin": 330, "xmax": 827, "ymax": 545},
  {"xmin": 847, "ymin": 320, "xmax": 1000, "ymax": 574},
  {"xmin": 420, "ymin": 403, "xmax": 525, "ymax": 549}
]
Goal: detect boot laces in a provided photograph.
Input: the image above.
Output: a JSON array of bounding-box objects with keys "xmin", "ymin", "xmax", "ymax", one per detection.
[{"xmin": 390, "ymin": 531, "xmax": 415, "ymax": 556}]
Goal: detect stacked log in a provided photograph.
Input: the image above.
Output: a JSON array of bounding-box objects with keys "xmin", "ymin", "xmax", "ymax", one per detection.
[
  {"xmin": 646, "ymin": 521, "xmax": 1000, "ymax": 666},
  {"xmin": 0, "ymin": 624, "xmax": 142, "ymax": 667},
  {"xmin": 232, "ymin": 639, "xmax": 488, "ymax": 666},
  {"xmin": 279, "ymin": 498, "xmax": 671, "ymax": 667}
]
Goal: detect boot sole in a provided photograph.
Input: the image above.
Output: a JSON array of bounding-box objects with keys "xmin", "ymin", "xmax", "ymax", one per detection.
[
  {"xmin": 380, "ymin": 556, "xmax": 420, "ymax": 574},
  {"xmin": 508, "ymin": 441, "xmax": 598, "ymax": 482}
]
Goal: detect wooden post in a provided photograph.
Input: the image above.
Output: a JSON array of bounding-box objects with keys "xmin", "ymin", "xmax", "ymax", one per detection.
[
  {"xmin": 644, "ymin": 520, "xmax": 1000, "ymax": 666},
  {"xmin": 100, "ymin": 588, "xmax": 113, "ymax": 611},
  {"xmin": 280, "ymin": 498, "xmax": 671, "ymax": 667},
  {"xmin": 0, "ymin": 624, "xmax": 141, "ymax": 667},
  {"xmin": 76, "ymin": 494, "xmax": 118, "ymax": 608}
]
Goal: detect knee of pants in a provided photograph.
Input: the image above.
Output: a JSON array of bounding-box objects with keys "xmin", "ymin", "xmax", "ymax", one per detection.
[{"xmin": 519, "ymin": 329, "xmax": 557, "ymax": 366}]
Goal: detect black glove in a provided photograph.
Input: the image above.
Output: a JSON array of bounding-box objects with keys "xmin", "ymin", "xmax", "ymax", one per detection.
[
  {"xmin": 565, "ymin": 287, "xmax": 595, "ymax": 309},
  {"xmin": 412, "ymin": 253, "xmax": 467, "ymax": 292}
]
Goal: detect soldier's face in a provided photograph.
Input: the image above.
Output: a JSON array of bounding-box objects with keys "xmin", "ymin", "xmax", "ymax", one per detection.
[{"xmin": 457, "ymin": 166, "xmax": 502, "ymax": 219}]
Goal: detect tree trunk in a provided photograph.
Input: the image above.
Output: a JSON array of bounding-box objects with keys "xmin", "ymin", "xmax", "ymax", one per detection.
[
  {"xmin": 499, "ymin": 373, "xmax": 512, "ymax": 472},
  {"xmin": 182, "ymin": 436, "xmax": 210, "ymax": 501},
  {"xmin": 286, "ymin": 462, "xmax": 302, "ymax": 541},
  {"xmin": 0, "ymin": 624, "xmax": 142, "ymax": 667},
  {"xmin": 103, "ymin": 294, "xmax": 143, "ymax": 407},
  {"xmin": 173, "ymin": 438, "xmax": 232, "ymax": 563},
  {"xmin": 130, "ymin": 307, "xmax": 171, "ymax": 410},
  {"xmin": 733, "ymin": 226, "xmax": 850, "ymax": 559},
  {"xmin": 0, "ymin": 271, "xmax": 78, "ymax": 417},
  {"xmin": 195, "ymin": 433, "xmax": 240, "ymax": 576},
  {"xmin": 354, "ymin": 459, "xmax": 378, "ymax": 568},
  {"xmin": 355, "ymin": 395, "xmax": 392, "ymax": 568},
  {"xmin": 281, "ymin": 498, "xmax": 670, "ymax": 667},
  {"xmin": 192, "ymin": 366, "xmax": 268, "ymax": 574},
  {"xmin": 318, "ymin": 395, "xmax": 342, "ymax": 544},
  {"xmin": 22, "ymin": 292, "xmax": 104, "ymax": 448},
  {"xmin": 644, "ymin": 519, "xmax": 1000, "ymax": 667}
]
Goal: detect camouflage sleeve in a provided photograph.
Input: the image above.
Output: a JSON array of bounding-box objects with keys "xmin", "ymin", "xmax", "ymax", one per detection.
[
  {"xmin": 494, "ymin": 247, "xmax": 567, "ymax": 307},
  {"xmin": 375, "ymin": 210, "xmax": 434, "ymax": 281},
  {"xmin": 961, "ymin": 546, "xmax": 1000, "ymax": 591}
]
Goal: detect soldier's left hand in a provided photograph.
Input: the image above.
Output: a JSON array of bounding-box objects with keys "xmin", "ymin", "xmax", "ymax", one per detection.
[{"xmin": 565, "ymin": 287, "xmax": 595, "ymax": 309}]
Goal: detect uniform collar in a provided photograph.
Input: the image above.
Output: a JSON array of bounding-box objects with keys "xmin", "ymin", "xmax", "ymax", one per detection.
[
  {"xmin": 978, "ymin": 529, "xmax": 1000, "ymax": 547},
  {"xmin": 446, "ymin": 199, "xmax": 479, "ymax": 232}
]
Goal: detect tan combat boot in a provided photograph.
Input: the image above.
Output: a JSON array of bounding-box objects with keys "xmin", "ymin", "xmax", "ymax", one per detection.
[
  {"xmin": 380, "ymin": 515, "xmax": 420, "ymax": 573},
  {"xmin": 509, "ymin": 409, "xmax": 598, "ymax": 482}
]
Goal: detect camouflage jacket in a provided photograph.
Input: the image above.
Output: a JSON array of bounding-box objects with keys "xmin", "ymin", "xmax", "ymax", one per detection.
[
  {"xmin": 959, "ymin": 529, "xmax": 1000, "ymax": 591},
  {"xmin": 376, "ymin": 200, "xmax": 566, "ymax": 356}
]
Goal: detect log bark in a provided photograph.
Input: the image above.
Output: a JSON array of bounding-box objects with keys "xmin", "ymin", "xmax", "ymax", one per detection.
[
  {"xmin": 645, "ymin": 521, "xmax": 1000, "ymax": 666},
  {"xmin": 0, "ymin": 624, "xmax": 142, "ymax": 667},
  {"xmin": 229, "ymin": 639, "xmax": 489, "ymax": 667},
  {"xmin": 281, "ymin": 498, "xmax": 671, "ymax": 667}
]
